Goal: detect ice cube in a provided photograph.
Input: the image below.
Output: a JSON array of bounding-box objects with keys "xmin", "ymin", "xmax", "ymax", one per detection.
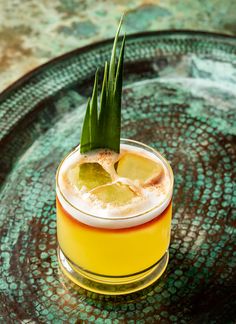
[
  {"xmin": 116, "ymin": 153, "xmax": 163, "ymax": 185},
  {"xmin": 68, "ymin": 163, "xmax": 111, "ymax": 191},
  {"xmin": 91, "ymin": 183, "xmax": 135, "ymax": 206}
]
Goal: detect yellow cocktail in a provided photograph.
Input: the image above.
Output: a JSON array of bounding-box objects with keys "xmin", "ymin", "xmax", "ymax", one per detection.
[{"xmin": 56, "ymin": 139, "xmax": 174, "ymax": 294}]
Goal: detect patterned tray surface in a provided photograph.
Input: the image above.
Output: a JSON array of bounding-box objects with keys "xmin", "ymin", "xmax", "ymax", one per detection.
[{"xmin": 0, "ymin": 31, "xmax": 236, "ymax": 323}]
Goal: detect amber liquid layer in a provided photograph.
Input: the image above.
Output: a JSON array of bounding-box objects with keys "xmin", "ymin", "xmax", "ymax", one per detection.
[{"xmin": 57, "ymin": 198, "xmax": 172, "ymax": 277}]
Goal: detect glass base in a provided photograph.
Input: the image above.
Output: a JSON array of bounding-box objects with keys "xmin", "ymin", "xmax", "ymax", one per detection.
[{"xmin": 58, "ymin": 248, "xmax": 169, "ymax": 295}]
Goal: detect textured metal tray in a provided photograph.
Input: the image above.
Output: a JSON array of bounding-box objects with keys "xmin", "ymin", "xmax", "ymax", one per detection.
[{"xmin": 0, "ymin": 31, "xmax": 235, "ymax": 323}]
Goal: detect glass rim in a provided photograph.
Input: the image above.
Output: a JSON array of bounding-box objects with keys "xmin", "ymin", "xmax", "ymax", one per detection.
[{"xmin": 56, "ymin": 138, "xmax": 174, "ymax": 221}]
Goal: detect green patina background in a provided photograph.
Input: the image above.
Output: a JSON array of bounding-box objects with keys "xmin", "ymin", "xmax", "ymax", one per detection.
[
  {"xmin": 1, "ymin": 0, "xmax": 236, "ymax": 92},
  {"xmin": 0, "ymin": 32, "xmax": 236, "ymax": 323},
  {"xmin": 0, "ymin": 2, "xmax": 236, "ymax": 324}
]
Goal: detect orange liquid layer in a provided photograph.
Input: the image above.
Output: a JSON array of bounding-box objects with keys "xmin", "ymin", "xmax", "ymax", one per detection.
[{"xmin": 57, "ymin": 198, "xmax": 172, "ymax": 276}]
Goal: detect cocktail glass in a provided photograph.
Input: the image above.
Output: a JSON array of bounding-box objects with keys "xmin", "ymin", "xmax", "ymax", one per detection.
[{"xmin": 56, "ymin": 139, "xmax": 174, "ymax": 295}]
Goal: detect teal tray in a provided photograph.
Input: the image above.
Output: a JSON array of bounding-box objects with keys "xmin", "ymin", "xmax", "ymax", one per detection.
[{"xmin": 0, "ymin": 31, "xmax": 236, "ymax": 323}]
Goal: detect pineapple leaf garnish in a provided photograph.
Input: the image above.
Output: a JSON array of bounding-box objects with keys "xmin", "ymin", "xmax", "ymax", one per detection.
[{"xmin": 80, "ymin": 16, "xmax": 125, "ymax": 154}]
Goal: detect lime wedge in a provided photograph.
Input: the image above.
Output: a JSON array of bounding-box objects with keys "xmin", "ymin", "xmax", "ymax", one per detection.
[
  {"xmin": 116, "ymin": 153, "xmax": 163, "ymax": 185},
  {"xmin": 92, "ymin": 183, "xmax": 135, "ymax": 206},
  {"xmin": 68, "ymin": 163, "xmax": 111, "ymax": 191}
]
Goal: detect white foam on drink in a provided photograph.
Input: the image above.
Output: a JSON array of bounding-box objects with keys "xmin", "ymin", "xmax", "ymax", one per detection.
[{"xmin": 56, "ymin": 143, "xmax": 173, "ymax": 229}]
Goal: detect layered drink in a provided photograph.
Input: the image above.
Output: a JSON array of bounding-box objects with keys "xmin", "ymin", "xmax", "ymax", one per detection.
[{"xmin": 56, "ymin": 139, "xmax": 174, "ymax": 294}]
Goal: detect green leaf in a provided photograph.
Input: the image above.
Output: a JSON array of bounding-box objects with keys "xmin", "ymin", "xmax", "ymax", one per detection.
[
  {"xmin": 99, "ymin": 61, "xmax": 108, "ymax": 146},
  {"xmin": 103, "ymin": 34, "xmax": 125, "ymax": 152},
  {"xmin": 80, "ymin": 16, "xmax": 125, "ymax": 154},
  {"xmin": 108, "ymin": 15, "xmax": 124, "ymax": 92},
  {"xmin": 80, "ymin": 98, "xmax": 91, "ymax": 153},
  {"xmin": 90, "ymin": 69, "xmax": 99, "ymax": 147},
  {"xmin": 114, "ymin": 34, "xmax": 125, "ymax": 97}
]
